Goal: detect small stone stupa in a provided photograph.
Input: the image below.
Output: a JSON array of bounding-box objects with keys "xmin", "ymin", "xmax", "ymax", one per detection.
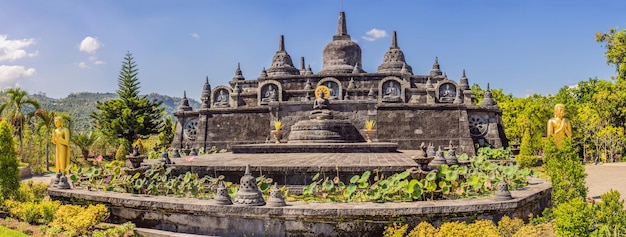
[
  {"xmin": 266, "ymin": 183, "xmax": 287, "ymax": 207},
  {"xmin": 233, "ymin": 164, "xmax": 266, "ymax": 206}
]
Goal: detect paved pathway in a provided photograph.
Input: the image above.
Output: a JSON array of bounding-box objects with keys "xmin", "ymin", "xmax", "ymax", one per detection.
[{"xmin": 584, "ymin": 162, "xmax": 626, "ymax": 201}]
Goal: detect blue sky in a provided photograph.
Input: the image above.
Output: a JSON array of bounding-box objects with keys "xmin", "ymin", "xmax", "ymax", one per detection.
[{"xmin": 1, "ymin": 0, "xmax": 624, "ymax": 99}]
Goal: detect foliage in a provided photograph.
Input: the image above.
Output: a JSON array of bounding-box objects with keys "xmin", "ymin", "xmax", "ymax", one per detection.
[
  {"xmin": 300, "ymin": 155, "xmax": 533, "ymax": 203},
  {"xmin": 407, "ymin": 221, "xmax": 437, "ymax": 237},
  {"xmin": 49, "ymin": 204, "xmax": 109, "ymax": 236},
  {"xmin": 365, "ymin": 120, "xmax": 376, "ymax": 130},
  {"xmin": 158, "ymin": 115, "xmax": 175, "ymax": 149},
  {"xmin": 91, "ymin": 222, "xmax": 138, "ymax": 237},
  {"xmin": 497, "ymin": 216, "xmax": 524, "ymax": 237},
  {"xmin": 465, "ymin": 220, "xmax": 500, "ymax": 237},
  {"xmin": 476, "ymin": 146, "xmax": 511, "ymax": 160},
  {"xmin": 544, "ymin": 138, "xmax": 587, "ymax": 207},
  {"xmin": 436, "ymin": 222, "xmax": 467, "ymax": 237},
  {"xmin": 0, "ymin": 225, "xmax": 30, "ymax": 237},
  {"xmin": 512, "ymin": 222, "xmax": 556, "ymax": 237},
  {"xmin": 115, "ymin": 143, "xmax": 127, "ymax": 161},
  {"xmin": 515, "ymin": 130, "xmax": 538, "ymax": 168},
  {"xmin": 554, "ymin": 197, "xmax": 593, "ymax": 237},
  {"xmin": 71, "ymin": 130, "xmax": 100, "ymax": 159},
  {"xmin": 0, "ymin": 87, "xmax": 40, "ymax": 162},
  {"xmin": 91, "ymin": 52, "xmax": 165, "ymax": 148},
  {"xmin": 5, "ymin": 200, "xmax": 61, "ymax": 224},
  {"xmin": 14, "ymin": 181, "xmax": 48, "ymax": 203},
  {"xmin": 596, "ymin": 27, "xmax": 626, "ymax": 81},
  {"xmin": 0, "ymin": 120, "xmax": 20, "ymax": 203},
  {"xmin": 592, "ymin": 189, "xmax": 626, "ymax": 235},
  {"xmin": 384, "ymin": 222, "xmax": 409, "ymax": 237},
  {"xmin": 274, "ymin": 120, "xmax": 283, "ymax": 130}
]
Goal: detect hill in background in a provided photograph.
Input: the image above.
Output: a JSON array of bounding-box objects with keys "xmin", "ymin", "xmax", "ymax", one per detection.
[{"xmin": 32, "ymin": 92, "xmax": 200, "ymax": 131}]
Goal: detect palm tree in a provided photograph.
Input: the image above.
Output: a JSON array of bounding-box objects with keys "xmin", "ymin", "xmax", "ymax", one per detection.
[
  {"xmin": 0, "ymin": 88, "xmax": 40, "ymax": 162},
  {"xmin": 71, "ymin": 130, "xmax": 100, "ymax": 160}
]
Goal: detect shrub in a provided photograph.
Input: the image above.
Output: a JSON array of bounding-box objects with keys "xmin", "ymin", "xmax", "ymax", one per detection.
[
  {"xmin": 14, "ymin": 181, "xmax": 49, "ymax": 203},
  {"xmin": 50, "ymin": 204, "xmax": 109, "ymax": 236},
  {"xmin": 435, "ymin": 222, "xmax": 467, "ymax": 237},
  {"xmin": 466, "ymin": 220, "xmax": 500, "ymax": 237},
  {"xmin": 407, "ymin": 221, "xmax": 437, "ymax": 237},
  {"xmin": 384, "ymin": 222, "xmax": 409, "ymax": 237},
  {"xmin": 512, "ymin": 222, "xmax": 556, "ymax": 237},
  {"xmin": 515, "ymin": 155, "xmax": 538, "ymax": 168},
  {"xmin": 115, "ymin": 143, "xmax": 127, "ymax": 161},
  {"xmin": 5, "ymin": 200, "xmax": 61, "ymax": 224},
  {"xmin": 592, "ymin": 189, "xmax": 626, "ymax": 235},
  {"xmin": 544, "ymin": 138, "xmax": 587, "ymax": 206},
  {"xmin": 0, "ymin": 120, "xmax": 20, "ymax": 203},
  {"xmin": 554, "ymin": 198, "xmax": 593, "ymax": 237},
  {"xmin": 497, "ymin": 216, "xmax": 524, "ymax": 237}
]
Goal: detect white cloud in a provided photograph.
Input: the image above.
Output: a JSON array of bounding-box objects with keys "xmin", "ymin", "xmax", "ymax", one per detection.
[
  {"xmin": 78, "ymin": 62, "xmax": 89, "ymax": 69},
  {"xmin": 93, "ymin": 60, "xmax": 105, "ymax": 65},
  {"xmin": 361, "ymin": 28, "xmax": 387, "ymax": 42},
  {"xmin": 0, "ymin": 65, "xmax": 36, "ymax": 87},
  {"xmin": 0, "ymin": 35, "xmax": 37, "ymax": 62},
  {"xmin": 79, "ymin": 36, "xmax": 101, "ymax": 54},
  {"xmin": 191, "ymin": 33, "xmax": 200, "ymax": 38}
]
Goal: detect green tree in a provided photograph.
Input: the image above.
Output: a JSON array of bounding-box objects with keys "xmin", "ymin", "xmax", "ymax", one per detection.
[
  {"xmin": 596, "ymin": 27, "xmax": 626, "ymax": 81},
  {"xmin": 71, "ymin": 130, "xmax": 100, "ymax": 160},
  {"xmin": 91, "ymin": 52, "xmax": 164, "ymax": 147},
  {"xmin": 0, "ymin": 88, "xmax": 40, "ymax": 162},
  {"xmin": 158, "ymin": 115, "xmax": 175, "ymax": 150},
  {"xmin": 592, "ymin": 189, "xmax": 626, "ymax": 235},
  {"xmin": 554, "ymin": 197, "xmax": 593, "ymax": 237},
  {"xmin": 0, "ymin": 120, "xmax": 20, "ymax": 203}
]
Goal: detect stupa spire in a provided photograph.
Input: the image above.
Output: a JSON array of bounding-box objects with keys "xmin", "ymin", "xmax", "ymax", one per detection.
[
  {"xmin": 391, "ymin": 31, "xmax": 398, "ymax": 49},
  {"xmin": 337, "ymin": 11, "xmax": 348, "ymax": 37}
]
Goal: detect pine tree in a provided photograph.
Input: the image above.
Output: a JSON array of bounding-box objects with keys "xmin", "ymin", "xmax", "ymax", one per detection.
[{"xmin": 91, "ymin": 52, "xmax": 164, "ymax": 147}]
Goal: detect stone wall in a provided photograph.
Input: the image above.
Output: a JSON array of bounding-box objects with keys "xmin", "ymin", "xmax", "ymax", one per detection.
[{"xmin": 48, "ymin": 180, "xmax": 552, "ymax": 237}]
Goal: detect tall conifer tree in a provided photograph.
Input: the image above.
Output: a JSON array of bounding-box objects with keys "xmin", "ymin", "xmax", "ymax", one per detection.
[{"xmin": 91, "ymin": 52, "xmax": 164, "ymax": 148}]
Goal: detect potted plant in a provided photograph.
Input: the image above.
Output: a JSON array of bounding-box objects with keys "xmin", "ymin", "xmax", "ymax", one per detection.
[
  {"xmin": 364, "ymin": 120, "xmax": 377, "ymax": 143},
  {"xmin": 271, "ymin": 120, "xmax": 284, "ymax": 143}
]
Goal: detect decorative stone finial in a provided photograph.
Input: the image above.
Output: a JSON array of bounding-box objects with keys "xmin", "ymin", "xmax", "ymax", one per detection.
[
  {"xmin": 347, "ymin": 78, "xmax": 356, "ymax": 89},
  {"xmin": 480, "ymin": 83, "xmax": 498, "ymax": 107},
  {"xmin": 266, "ymin": 182, "xmax": 287, "ymax": 207},
  {"xmin": 426, "ymin": 143, "xmax": 436, "ymax": 157},
  {"xmin": 259, "ymin": 67, "xmax": 268, "ymax": 79},
  {"xmin": 426, "ymin": 77, "xmax": 434, "ymax": 89},
  {"xmin": 214, "ymin": 181, "xmax": 233, "ymax": 205},
  {"xmin": 377, "ymin": 31, "xmax": 413, "ymax": 74},
  {"xmin": 305, "ymin": 65, "xmax": 313, "ymax": 75},
  {"xmin": 391, "ymin": 31, "xmax": 398, "ymax": 49},
  {"xmin": 172, "ymin": 149, "xmax": 181, "ymax": 158},
  {"xmin": 232, "ymin": 63, "xmax": 245, "ymax": 81},
  {"xmin": 267, "ymin": 35, "xmax": 299, "ymax": 76},
  {"xmin": 177, "ymin": 91, "xmax": 192, "ymax": 112},
  {"xmin": 430, "ymin": 57, "xmax": 442, "ymax": 76},
  {"xmin": 337, "ymin": 11, "xmax": 348, "ymax": 38},
  {"xmin": 304, "ymin": 78, "xmax": 312, "ymax": 90},
  {"xmin": 445, "ymin": 145, "xmax": 458, "ymax": 165},
  {"xmin": 459, "ymin": 69, "xmax": 469, "ymax": 90},
  {"xmin": 201, "ymin": 77, "xmax": 211, "ymax": 109},
  {"xmin": 368, "ymin": 87, "xmax": 376, "ymax": 100},
  {"xmin": 233, "ymin": 164, "xmax": 266, "ymax": 206},
  {"xmin": 428, "ymin": 146, "xmax": 447, "ymax": 170},
  {"xmin": 494, "ymin": 179, "xmax": 513, "ymax": 201},
  {"xmin": 352, "ymin": 63, "xmax": 360, "ymax": 74}
]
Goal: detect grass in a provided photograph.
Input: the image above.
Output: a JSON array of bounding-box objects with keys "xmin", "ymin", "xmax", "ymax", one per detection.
[{"xmin": 0, "ymin": 225, "xmax": 30, "ymax": 237}]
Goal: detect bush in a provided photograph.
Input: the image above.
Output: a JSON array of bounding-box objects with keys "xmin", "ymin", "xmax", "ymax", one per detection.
[
  {"xmin": 115, "ymin": 143, "xmax": 127, "ymax": 161},
  {"xmin": 465, "ymin": 220, "xmax": 500, "ymax": 237},
  {"xmin": 5, "ymin": 200, "xmax": 61, "ymax": 224},
  {"xmin": 554, "ymin": 198, "xmax": 593, "ymax": 237},
  {"xmin": 544, "ymin": 138, "xmax": 587, "ymax": 206},
  {"xmin": 0, "ymin": 120, "xmax": 20, "ymax": 203},
  {"xmin": 14, "ymin": 181, "xmax": 49, "ymax": 203},
  {"xmin": 49, "ymin": 204, "xmax": 109, "ymax": 236},
  {"xmin": 497, "ymin": 216, "xmax": 524, "ymax": 237},
  {"xmin": 384, "ymin": 222, "xmax": 409, "ymax": 237},
  {"xmin": 592, "ymin": 189, "xmax": 626, "ymax": 235},
  {"xmin": 407, "ymin": 221, "xmax": 437, "ymax": 237},
  {"xmin": 515, "ymin": 155, "xmax": 538, "ymax": 168},
  {"xmin": 512, "ymin": 222, "xmax": 556, "ymax": 237},
  {"xmin": 435, "ymin": 222, "xmax": 467, "ymax": 237}
]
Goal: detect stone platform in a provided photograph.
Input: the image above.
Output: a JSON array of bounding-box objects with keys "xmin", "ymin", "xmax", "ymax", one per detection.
[
  {"xmin": 231, "ymin": 142, "xmax": 399, "ymax": 153},
  {"xmin": 145, "ymin": 151, "xmax": 418, "ymax": 185}
]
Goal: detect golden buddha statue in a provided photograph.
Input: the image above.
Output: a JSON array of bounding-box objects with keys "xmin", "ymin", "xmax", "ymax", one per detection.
[
  {"xmin": 52, "ymin": 116, "xmax": 70, "ymax": 173},
  {"xmin": 547, "ymin": 104, "xmax": 572, "ymax": 148}
]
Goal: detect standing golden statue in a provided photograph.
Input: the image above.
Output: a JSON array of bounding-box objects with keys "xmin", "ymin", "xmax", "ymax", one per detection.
[
  {"xmin": 52, "ymin": 116, "xmax": 70, "ymax": 174},
  {"xmin": 547, "ymin": 104, "xmax": 572, "ymax": 148}
]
